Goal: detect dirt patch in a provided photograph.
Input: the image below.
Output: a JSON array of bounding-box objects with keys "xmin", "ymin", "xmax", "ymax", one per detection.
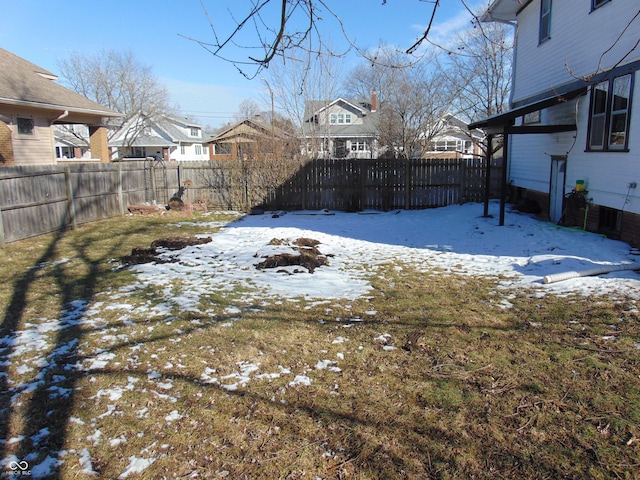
[
  {"xmin": 256, "ymin": 238, "xmax": 332, "ymax": 274},
  {"xmin": 121, "ymin": 236, "xmax": 212, "ymax": 265}
]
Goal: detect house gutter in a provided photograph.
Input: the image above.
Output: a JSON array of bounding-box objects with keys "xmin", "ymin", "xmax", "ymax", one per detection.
[
  {"xmin": 0, "ymin": 97, "xmax": 121, "ymax": 117},
  {"xmin": 53, "ymin": 110, "xmax": 69, "ymax": 122}
]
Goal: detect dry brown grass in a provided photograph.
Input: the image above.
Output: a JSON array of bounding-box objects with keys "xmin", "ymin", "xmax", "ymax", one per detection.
[{"xmin": 0, "ymin": 212, "xmax": 639, "ymax": 479}]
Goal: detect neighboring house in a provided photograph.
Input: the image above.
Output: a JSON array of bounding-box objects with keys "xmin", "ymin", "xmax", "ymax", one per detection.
[
  {"xmin": 470, "ymin": 0, "xmax": 640, "ymax": 246},
  {"xmin": 208, "ymin": 117, "xmax": 294, "ymax": 160},
  {"xmin": 110, "ymin": 114, "xmax": 209, "ymax": 162},
  {"xmin": 301, "ymin": 93, "xmax": 380, "ymax": 159},
  {"xmin": 0, "ymin": 48, "xmax": 120, "ymax": 165},
  {"xmin": 54, "ymin": 124, "xmax": 91, "ymax": 160},
  {"xmin": 423, "ymin": 114, "xmax": 484, "ymax": 159}
]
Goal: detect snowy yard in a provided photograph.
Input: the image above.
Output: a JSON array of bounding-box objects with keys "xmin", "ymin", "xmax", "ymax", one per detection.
[
  {"xmin": 133, "ymin": 200, "xmax": 640, "ymax": 302},
  {"xmin": 1, "ymin": 201, "xmax": 639, "ymax": 478}
]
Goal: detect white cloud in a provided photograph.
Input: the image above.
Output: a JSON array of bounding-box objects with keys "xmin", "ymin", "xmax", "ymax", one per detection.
[{"xmin": 412, "ymin": 0, "xmax": 488, "ymax": 50}]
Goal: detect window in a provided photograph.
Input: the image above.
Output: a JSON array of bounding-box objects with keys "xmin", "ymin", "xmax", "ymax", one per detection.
[
  {"xmin": 338, "ymin": 114, "xmax": 344, "ymax": 124},
  {"xmin": 588, "ymin": 73, "xmax": 633, "ymax": 151},
  {"xmin": 598, "ymin": 206, "xmax": 622, "ymax": 237},
  {"xmin": 195, "ymin": 145, "xmax": 202, "ymax": 155},
  {"xmin": 180, "ymin": 145, "xmax": 186, "ymax": 155},
  {"xmin": 17, "ymin": 117, "xmax": 34, "ymax": 135},
  {"xmin": 429, "ymin": 140, "xmax": 461, "ymax": 152},
  {"xmin": 215, "ymin": 143, "xmax": 232, "ymax": 155},
  {"xmin": 539, "ymin": 0, "xmax": 552, "ymax": 43},
  {"xmin": 330, "ymin": 114, "xmax": 337, "ymax": 124},
  {"xmin": 190, "ymin": 127, "xmax": 200, "ymax": 137},
  {"xmin": 523, "ymin": 110, "xmax": 541, "ymax": 124},
  {"xmin": 351, "ymin": 141, "xmax": 368, "ymax": 151},
  {"xmin": 345, "ymin": 114, "xmax": 352, "ymax": 124},
  {"xmin": 592, "ymin": 0, "xmax": 611, "ymax": 10}
]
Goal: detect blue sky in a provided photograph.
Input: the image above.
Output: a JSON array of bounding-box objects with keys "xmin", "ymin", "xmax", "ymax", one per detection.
[{"xmin": 1, "ymin": 0, "xmax": 486, "ymax": 128}]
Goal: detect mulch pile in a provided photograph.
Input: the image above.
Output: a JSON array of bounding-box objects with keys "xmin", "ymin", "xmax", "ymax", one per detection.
[
  {"xmin": 121, "ymin": 236, "xmax": 212, "ymax": 265},
  {"xmin": 255, "ymin": 238, "xmax": 332, "ymax": 274}
]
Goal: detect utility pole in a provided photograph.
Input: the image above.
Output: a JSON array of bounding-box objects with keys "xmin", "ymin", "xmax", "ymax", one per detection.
[{"xmin": 261, "ymin": 77, "xmax": 275, "ymax": 136}]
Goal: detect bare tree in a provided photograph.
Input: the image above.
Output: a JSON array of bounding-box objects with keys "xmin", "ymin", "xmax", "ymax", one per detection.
[
  {"xmin": 185, "ymin": 0, "xmax": 443, "ymax": 79},
  {"xmin": 436, "ymin": 21, "xmax": 513, "ymax": 158},
  {"xmin": 443, "ymin": 21, "xmax": 513, "ymax": 123},
  {"xmin": 378, "ymin": 62, "xmax": 451, "ymax": 158},
  {"xmin": 342, "ymin": 46, "xmax": 410, "ymax": 105},
  {"xmin": 344, "ymin": 48, "xmax": 451, "ymax": 159},
  {"xmin": 261, "ymin": 46, "xmax": 344, "ymax": 136},
  {"xmin": 235, "ymin": 98, "xmax": 262, "ymax": 122},
  {"xmin": 57, "ymin": 49, "xmax": 174, "ymax": 156}
]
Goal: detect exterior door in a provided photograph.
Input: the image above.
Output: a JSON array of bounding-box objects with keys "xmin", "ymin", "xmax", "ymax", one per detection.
[
  {"xmin": 334, "ymin": 139, "xmax": 347, "ymax": 158},
  {"xmin": 549, "ymin": 156, "xmax": 567, "ymax": 223}
]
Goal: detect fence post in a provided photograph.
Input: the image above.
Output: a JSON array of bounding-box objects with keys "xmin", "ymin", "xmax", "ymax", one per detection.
[
  {"xmin": 483, "ymin": 134, "xmax": 493, "ymax": 217},
  {"xmin": 460, "ymin": 157, "xmax": 467, "ymax": 204},
  {"xmin": 404, "ymin": 158, "xmax": 411, "ymax": 210},
  {"xmin": 358, "ymin": 159, "xmax": 365, "ymax": 211},
  {"xmin": 0, "ymin": 206, "xmax": 5, "ymax": 249},
  {"xmin": 301, "ymin": 160, "xmax": 307, "ymax": 210},
  {"xmin": 64, "ymin": 166, "xmax": 77, "ymax": 230},
  {"xmin": 150, "ymin": 162, "xmax": 158, "ymax": 203},
  {"xmin": 117, "ymin": 162, "xmax": 125, "ymax": 215}
]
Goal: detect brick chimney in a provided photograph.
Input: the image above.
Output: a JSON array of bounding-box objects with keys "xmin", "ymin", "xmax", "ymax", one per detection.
[{"xmin": 371, "ymin": 91, "xmax": 377, "ymax": 112}]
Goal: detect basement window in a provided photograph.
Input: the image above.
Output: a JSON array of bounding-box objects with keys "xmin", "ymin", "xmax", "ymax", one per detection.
[
  {"xmin": 17, "ymin": 117, "xmax": 34, "ymax": 135},
  {"xmin": 598, "ymin": 206, "xmax": 622, "ymax": 237}
]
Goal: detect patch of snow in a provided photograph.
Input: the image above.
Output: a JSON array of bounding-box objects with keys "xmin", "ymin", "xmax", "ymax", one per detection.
[
  {"xmin": 118, "ymin": 455, "xmax": 156, "ymax": 478},
  {"xmin": 78, "ymin": 448, "xmax": 99, "ymax": 476},
  {"xmin": 165, "ymin": 410, "xmax": 183, "ymax": 422},
  {"xmin": 289, "ymin": 375, "xmax": 312, "ymax": 386}
]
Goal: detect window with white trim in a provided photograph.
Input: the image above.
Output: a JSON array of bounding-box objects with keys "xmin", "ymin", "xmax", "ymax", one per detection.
[
  {"xmin": 338, "ymin": 113, "xmax": 344, "ymax": 124},
  {"xmin": 330, "ymin": 114, "xmax": 337, "ymax": 124},
  {"xmin": 350, "ymin": 141, "xmax": 368, "ymax": 151},
  {"xmin": 539, "ymin": 0, "xmax": 552, "ymax": 43},
  {"xmin": 587, "ymin": 73, "xmax": 633, "ymax": 151}
]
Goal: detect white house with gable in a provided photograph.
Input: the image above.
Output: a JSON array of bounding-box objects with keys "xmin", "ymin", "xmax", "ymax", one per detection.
[
  {"xmin": 110, "ymin": 114, "xmax": 209, "ymax": 162},
  {"xmin": 470, "ymin": 0, "xmax": 640, "ymax": 247}
]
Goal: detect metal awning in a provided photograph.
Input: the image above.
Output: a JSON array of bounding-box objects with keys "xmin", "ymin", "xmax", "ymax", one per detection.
[
  {"xmin": 469, "ymin": 85, "xmax": 587, "ymax": 132},
  {"xmin": 470, "ymin": 84, "xmax": 589, "ymax": 227}
]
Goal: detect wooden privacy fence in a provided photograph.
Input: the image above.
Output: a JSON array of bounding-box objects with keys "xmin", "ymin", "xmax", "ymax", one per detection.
[
  {"xmin": 265, "ymin": 157, "xmax": 502, "ymax": 211},
  {"xmin": 0, "ymin": 157, "xmax": 501, "ymax": 246}
]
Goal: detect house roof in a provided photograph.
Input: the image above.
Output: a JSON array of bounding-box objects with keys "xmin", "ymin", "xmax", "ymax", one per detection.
[
  {"xmin": 110, "ymin": 134, "xmax": 174, "ymax": 148},
  {"xmin": 0, "ymin": 48, "xmax": 120, "ymax": 120},
  {"xmin": 109, "ymin": 113, "xmax": 204, "ymax": 147},
  {"xmin": 307, "ymin": 98, "xmax": 367, "ymax": 117},
  {"xmin": 301, "ymin": 99, "xmax": 379, "ymax": 138},
  {"xmin": 154, "ymin": 116, "xmax": 200, "ymax": 143},
  {"xmin": 209, "ymin": 118, "xmax": 292, "ymax": 143},
  {"xmin": 481, "ymin": 0, "xmax": 532, "ymax": 22}
]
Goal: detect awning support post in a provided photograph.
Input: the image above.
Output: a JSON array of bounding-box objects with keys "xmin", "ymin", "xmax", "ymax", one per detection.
[
  {"xmin": 499, "ymin": 128, "xmax": 509, "ymax": 226},
  {"xmin": 483, "ymin": 133, "xmax": 493, "ymax": 218}
]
